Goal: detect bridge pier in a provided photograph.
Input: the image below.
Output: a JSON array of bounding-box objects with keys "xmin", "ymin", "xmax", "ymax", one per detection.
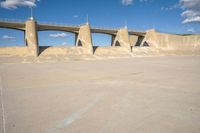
[
  {"xmin": 76, "ymin": 23, "xmax": 93, "ymax": 54},
  {"xmin": 111, "ymin": 35, "xmax": 115, "ymax": 46},
  {"xmin": 25, "ymin": 19, "xmax": 39, "ymax": 57},
  {"xmin": 112, "ymin": 28, "xmax": 131, "ymax": 51}
]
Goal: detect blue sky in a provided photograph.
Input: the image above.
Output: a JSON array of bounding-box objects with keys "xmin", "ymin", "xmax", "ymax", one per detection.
[{"xmin": 0, "ymin": 0, "xmax": 200, "ymax": 46}]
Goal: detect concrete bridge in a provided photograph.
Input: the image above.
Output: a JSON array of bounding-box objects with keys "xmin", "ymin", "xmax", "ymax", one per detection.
[{"xmin": 0, "ymin": 18, "xmax": 146, "ymax": 56}]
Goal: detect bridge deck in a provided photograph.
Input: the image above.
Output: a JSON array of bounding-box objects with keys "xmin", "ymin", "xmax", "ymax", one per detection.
[
  {"xmin": 0, "ymin": 21, "xmax": 146, "ymax": 36},
  {"xmin": 0, "ymin": 21, "xmax": 25, "ymax": 31}
]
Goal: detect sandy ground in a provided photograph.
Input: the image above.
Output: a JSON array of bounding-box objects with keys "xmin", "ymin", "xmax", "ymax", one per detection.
[{"xmin": 0, "ymin": 56, "xmax": 200, "ymax": 133}]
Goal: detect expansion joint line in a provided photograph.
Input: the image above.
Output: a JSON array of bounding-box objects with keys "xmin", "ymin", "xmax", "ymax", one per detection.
[{"xmin": 0, "ymin": 76, "xmax": 6, "ymax": 133}]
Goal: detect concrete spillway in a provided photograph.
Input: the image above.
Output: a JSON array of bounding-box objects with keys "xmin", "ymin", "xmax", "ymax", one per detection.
[
  {"xmin": 144, "ymin": 29, "xmax": 200, "ymax": 49},
  {"xmin": 0, "ymin": 19, "xmax": 200, "ymax": 58}
]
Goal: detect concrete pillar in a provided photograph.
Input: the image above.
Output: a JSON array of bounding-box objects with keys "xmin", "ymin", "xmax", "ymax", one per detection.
[
  {"xmin": 76, "ymin": 23, "xmax": 93, "ymax": 54},
  {"xmin": 25, "ymin": 19, "xmax": 39, "ymax": 57},
  {"xmin": 74, "ymin": 33, "xmax": 78, "ymax": 46},
  {"xmin": 111, "ymin": 35, "xmax": 116, "ymax": 46},
  {"xmin": 112, "ymin": 28, "xmax": 131, "ymax": 51}
]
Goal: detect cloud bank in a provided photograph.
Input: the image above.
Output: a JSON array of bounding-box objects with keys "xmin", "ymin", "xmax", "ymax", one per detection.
[
  {"xmin": 0, "ymin": 0, "xmax": 38, "ymax": 9},
  {"xmin": 49, "ymin": 33, "xmax": 68, "ymax": 38},
  {"xmin": 121, "ymin": 0, "xmax": 133, "ymax": 6},
  {"xmin": 180, "ymin": 0, "xmax": 200, "ymax": 24},
  {"xmin": 2, "ymin": 35, "xmax": 16, "ymax": 40}
]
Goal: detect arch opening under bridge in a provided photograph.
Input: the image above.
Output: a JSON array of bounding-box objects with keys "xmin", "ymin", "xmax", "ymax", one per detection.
[
  {"xmin": 38, "ymin": 30, "xmax": 76, "ymax": 55},
  {"xmin": 0, "ymin": 28, "xmax": 25, "ymax": 46},
  {"xmin": 92, "ymin": 33, "xmax": 114, "ymax": 47}
]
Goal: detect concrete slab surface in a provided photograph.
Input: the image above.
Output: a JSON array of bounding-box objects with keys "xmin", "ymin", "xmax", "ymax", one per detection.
[{"xmin": 0, "ymin": 56, "xmax": 200, "ymax": 133}]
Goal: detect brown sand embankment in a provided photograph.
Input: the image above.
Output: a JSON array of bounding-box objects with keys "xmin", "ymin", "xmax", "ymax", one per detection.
[{"xmin": 0, "ymin": 30, "xmax": 199, "ymax": 59}]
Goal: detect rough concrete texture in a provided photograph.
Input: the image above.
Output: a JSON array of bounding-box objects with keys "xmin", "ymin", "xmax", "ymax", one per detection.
[
  {"xmin": 129, "ymin": 35, "xmax": 138, "ymax": 46},
  {"xmin": 39, "ymin": 47, "xmax": 92, "ymax": 56},
  {"xmin": 0, "ymin": 30, "xmax": 200, "ymax": 58},
  {"xmin": 0, "ymin": 46, "xmax": 31, "ymax": 56},
  {"xmin": 94, "ymin": 47, "xmax": 131, "ymax": 57},
  {"xmin": 25, "ymin": 20, "xmax": 39, "ymax": 57},
  {"xmin": 144, "ymin": 29, "xmax": 200, "ymax": 49},
  {"xmin": 0, "ymin": 56, "xmax": 200, "ymax": 133},
  {"xmin": 76, "ymin": 24, "xmax": 93, "ymax": 54},
  {"xmin": 113, "ymin": 28, "xmax": 131, "ymax": 51}
]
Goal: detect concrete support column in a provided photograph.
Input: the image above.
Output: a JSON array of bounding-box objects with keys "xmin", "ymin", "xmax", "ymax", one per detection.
[
  {"xmin": 74, "ymin": 33, "xmax": 78, "ymax": 46},
  {"xmin": 112, "ymin": 28, "xmax": 131, "ymax": 51},
  {"xmin": 111, "ymin": 35, "xmax": 116, "ymax": 46},
  {"xmin": 76, "ymin": 23, "xmax": 93, "ymax": 54},
  {"xmin": 25, "ymin": 19, "xmax": 39, "ymax": 57}
]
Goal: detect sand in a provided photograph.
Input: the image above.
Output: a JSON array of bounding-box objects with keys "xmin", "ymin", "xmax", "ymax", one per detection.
[{"xmin": 0, "ymin": 56, "xmax": 200, "ymax": 133}]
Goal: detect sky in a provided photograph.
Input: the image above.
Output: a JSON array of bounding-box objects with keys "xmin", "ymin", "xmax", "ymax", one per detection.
[{"xmin": 0, "ymin": 0, "xmax": 200, "ymax": 46}]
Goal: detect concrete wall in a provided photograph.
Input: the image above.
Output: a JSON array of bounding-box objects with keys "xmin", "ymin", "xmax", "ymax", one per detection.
[
  {"xmin": 0, "ymin": 29, "xmax": 200, "ymax": 57},
  {"xmin": 94, "ymin": 46, "xmax": 131, "ymax": 57},
  {"xmin": 76, "ymin": 24, "xmax": 93, "ymax": 54},
  {"xmin": 129, "ymin": 35, "xmax": 139, "ymax": 46},
  {"xmin": 144, "ymin": 29, "xmax": 200, "ymax": 49},
  {"xmin": 25, "ymin": 20, "xmax": 39, "ymax": 56},
  {"xmin": 0, "ymin": 46, "xmax": 31, "ymax": 56},
  {"xmin": 39, "ymin": 46, "xmax": 92, "ymax": 56},
  {"xmin": 113, "ymin": 28, "xmax": 131, "ymax": 51}
]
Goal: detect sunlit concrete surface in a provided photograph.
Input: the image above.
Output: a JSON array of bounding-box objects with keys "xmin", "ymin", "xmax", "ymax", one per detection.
[{"xmin": 0, "ymin": 56, "xmax": 200, "ymax": 133}]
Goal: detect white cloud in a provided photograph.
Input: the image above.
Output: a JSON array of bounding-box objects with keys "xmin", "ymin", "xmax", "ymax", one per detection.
[
  {"xmin": 73, "ymin": 15, "xmax": 79, "ymax": 18},
  {"xmin": 187, "ymin": 28, "xmax": 195, "ymax": 33},
  {"xmin": 121, "ymin": 0, "xmax": 133, "ymax": 6},
  {"xmin": 2, "ymin": 35, "xmax": 16, "ymax": 40},
  {"xmin": 161, "ymin": 0, "xmax": 200, "ymax": 24},
  {"xmin": 49, "ymin": 33, "xmax": 68, "ymax": 38},
  {"xmin": 182, "ymin": 16, "xmax": 200, "ymax": 23},
  {"xmin": 121, "ymin": 0, "xmax": 153, "ymax": 6},
  {"xmin": 140, "ymin": 0, "xmax": 147, "ymax": 2},
  {"xmin": 0, "ymin": 0, "xmax": 37, "ymax": 9},
  {"xmin": 140, "ymin": 0, "xmax": 153, "ymax": 3},
  {"xmin": 180, "ymin": 0, "xmax": 200, "ymax": 24},
  {"xmin": 161, "ymin": 3, "xmax": 180, "ymax": 11}
]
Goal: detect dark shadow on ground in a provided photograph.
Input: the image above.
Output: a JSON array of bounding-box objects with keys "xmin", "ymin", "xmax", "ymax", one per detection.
[
  {"xmin": 39, "ymin": 46, "xmax": 51, "ymax": 56},
  {"xmin": 93, "ymin": 46, "xmax": 99, "ymax": 54},
  {"xmin": 135, "ymin": 36, "xmax": 145, "ymax": 47}
]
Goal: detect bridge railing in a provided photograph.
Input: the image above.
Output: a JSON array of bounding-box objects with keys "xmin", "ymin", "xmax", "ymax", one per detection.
[
  {"xmin": 92, "ymin": 26, "xmax": 119, "ymax": 31},
  {"xmin": 78, "ymin": 22, "xmax": 120, "ymax": 30},
  {"xmin": 92, "ymin": 26, "xmax": 145, "ymax": 33},
  {"xmin": 0, "ymin": 18, "xmax": 145, "ymax": 33},
  {"xmin": 127, "ymin": 28, "xmax": 145, "ymax": 33},
  {"xmin": 0, "ymin": 18, "xmax": 25, "ymax": 23},
  {"xmin": 38, "ymin": 21, "xmax": 80, "ymax": 27}
]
